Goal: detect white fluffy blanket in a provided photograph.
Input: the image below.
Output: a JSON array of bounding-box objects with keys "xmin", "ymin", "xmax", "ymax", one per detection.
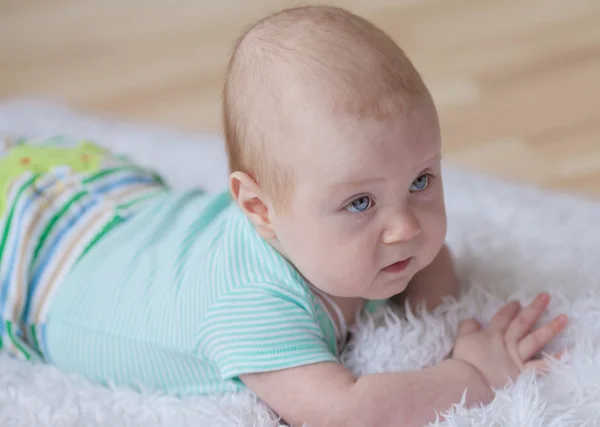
[{"xmin": 0, "ymin": 99, "xmax": 599, "ymax": 427}]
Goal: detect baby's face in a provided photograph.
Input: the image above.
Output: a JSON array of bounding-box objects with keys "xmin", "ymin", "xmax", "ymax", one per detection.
[{"xmin": 269, "ymin": 100, "xmax": 447, "ymax": 300}]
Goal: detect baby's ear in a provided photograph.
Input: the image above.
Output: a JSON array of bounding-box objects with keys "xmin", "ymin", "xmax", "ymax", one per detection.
[{"xmin": 229, "ymin": 171, "xmax": 276, "ymax": 239}]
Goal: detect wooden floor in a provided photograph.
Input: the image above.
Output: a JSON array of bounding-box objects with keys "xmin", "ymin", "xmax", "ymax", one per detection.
[{"xmin": 2, "ymin": 0, "xmax": 600, "ymax": 198}]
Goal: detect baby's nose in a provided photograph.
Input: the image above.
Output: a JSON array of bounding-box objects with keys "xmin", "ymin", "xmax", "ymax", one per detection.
[{"xmin": 381, "ymin": 212, "xmax": 421, "ymax": 244}]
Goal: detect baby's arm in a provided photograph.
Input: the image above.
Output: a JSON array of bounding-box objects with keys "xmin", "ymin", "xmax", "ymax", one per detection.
[
  {"xmin": 394, "ymin": 244, "xmax": 460, "ymax": 312},
  {"xmin": 242, "ymin": 294, "xmax": 566, "ymax": 427},
  {"xmin": 241, "ymin": 358, "xmax": 491, "ymax": 427}
]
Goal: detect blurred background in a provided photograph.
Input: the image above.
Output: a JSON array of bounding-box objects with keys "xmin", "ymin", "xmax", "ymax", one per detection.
[{"xmin": 1, "ymin": 0, "xmax": 599, "ymax": 197}]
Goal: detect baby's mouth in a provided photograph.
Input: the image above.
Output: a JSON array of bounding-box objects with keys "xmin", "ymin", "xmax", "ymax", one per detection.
[{"xmin": 382, "ymin": 257, "xmax": 412, "ymax": 274}]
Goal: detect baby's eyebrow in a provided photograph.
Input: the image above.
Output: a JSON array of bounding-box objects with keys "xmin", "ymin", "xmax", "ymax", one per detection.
[{"xmin": 328, "ymin": 176, "xmax": 385, "ymax": 193}]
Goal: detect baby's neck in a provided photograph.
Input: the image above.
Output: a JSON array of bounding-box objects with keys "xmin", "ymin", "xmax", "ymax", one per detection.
[
  {"xmin": 332, "ymin": 295, "xmax": 365, "ymax": 328},
  {"xmin": 311, "ymin": 288, "xmax": 365, "ymax": 332}
]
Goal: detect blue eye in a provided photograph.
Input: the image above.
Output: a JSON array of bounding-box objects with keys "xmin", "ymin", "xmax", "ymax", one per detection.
[
  {"xmin": 410, "ymin": 174, "xmax": 430, "ymax": 192},
  {"xmin": 346, "ymin": 196, "xmax": 373, "ymax": 213}
]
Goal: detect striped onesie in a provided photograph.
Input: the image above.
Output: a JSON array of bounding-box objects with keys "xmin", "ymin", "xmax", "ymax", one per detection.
[
  {"xmin": 1, "ymin": 136, "xmax": 385, "ymax": 395},
  {"xmin": 0, "ymin": 136, "xmax": 165, "ymax": 360}
]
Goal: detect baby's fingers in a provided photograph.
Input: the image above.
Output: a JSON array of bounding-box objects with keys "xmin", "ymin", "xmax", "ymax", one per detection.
[
  {"xmin": 523, "ymin": 358, "xmax": 551, "ymax": 373},
  {"xmin": 505, "ymin": 293, "xmax": 550, "ymax": 342},
  {"xmin": 523, "ymin": 350, "xmax": 566, "ymax": 374},
  {"xmin": 518, "ymin": 314, "xmax": 568, "ymax": 361},
  {"xmin": 489, "ymin": 300, "xmax": 521, "ymax": 332}
]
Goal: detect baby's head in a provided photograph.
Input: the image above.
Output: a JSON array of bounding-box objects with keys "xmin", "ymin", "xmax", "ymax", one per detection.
[{"xmin": 225, "ymin": 6, "xmax": 446, "ymax": 300}]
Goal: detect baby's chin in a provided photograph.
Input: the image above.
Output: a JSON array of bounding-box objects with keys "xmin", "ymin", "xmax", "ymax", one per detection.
[
  {"xmin": 311, "ymin": 269, "xmax": 414, "ymax": 300},
  {"xmin": 375, "ymin": 282, "xmax": 410, "ymax": 300},
  {"xmin": 341, "ymin": 279, "xmax": 411, "ymax": 301},
  {"xmin": 369, "ymin": 271, "xmax": 416, "ymax": 299}
]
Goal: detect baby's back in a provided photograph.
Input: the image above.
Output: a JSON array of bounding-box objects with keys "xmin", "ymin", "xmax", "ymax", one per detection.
[{"xmin": 44, "ymin": 189, "xmax": 237, "ymax": 394}]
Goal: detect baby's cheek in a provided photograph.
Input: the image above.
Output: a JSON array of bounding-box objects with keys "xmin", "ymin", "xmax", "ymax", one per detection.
[
  {"xmin": 299, "ymin": 243, "xmax": 338, "ymax": 278},
  {"xmin": 335, "ymin": 248, "xmax": 372, "ymax": 284},
  {"xmin": 314, "ymin": 249, "xmax": 363, "ymax": 288},
  {"xmin": 299, "ymin": 225, "xmax": 371, "ymax": 288},
  {"xmin": 422, "ymin": 217, "xmax": 446, "ymax": 262}
]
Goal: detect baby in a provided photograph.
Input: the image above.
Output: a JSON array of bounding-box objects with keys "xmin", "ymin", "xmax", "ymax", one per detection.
[{"xmin": 0, "ymin": 6, "xmax": 567, "ymax": 426}]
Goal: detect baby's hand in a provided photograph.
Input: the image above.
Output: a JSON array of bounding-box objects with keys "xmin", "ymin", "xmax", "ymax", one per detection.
[{"xmin": 452, "ymin": 293, "xmax": 567, "ymax": 390}]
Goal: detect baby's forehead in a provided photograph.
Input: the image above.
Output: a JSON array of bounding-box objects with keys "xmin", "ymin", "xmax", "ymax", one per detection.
[
  {"xmin": 284, "ymin": 108, "xmax": 439, "ymax": 171},
  {"xmin": 288, "ymin": 98, "xmax": 437, "ymax": 142}
]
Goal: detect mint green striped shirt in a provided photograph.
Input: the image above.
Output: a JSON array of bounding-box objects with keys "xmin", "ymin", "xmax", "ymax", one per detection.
[{"xmin": 45, "ymin": 189, "xmax": 390, "ymax": 395}]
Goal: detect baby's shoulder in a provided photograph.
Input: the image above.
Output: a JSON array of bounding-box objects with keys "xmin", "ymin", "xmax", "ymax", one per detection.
[{"xmin": 217, "ymin": 211, "xmax": 304, "ymax": 284}]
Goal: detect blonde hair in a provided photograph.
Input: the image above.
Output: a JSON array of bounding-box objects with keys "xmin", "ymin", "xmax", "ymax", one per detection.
[{"xmin": 223, "ymin": 5, "xmax": 429, "ymax": 209}]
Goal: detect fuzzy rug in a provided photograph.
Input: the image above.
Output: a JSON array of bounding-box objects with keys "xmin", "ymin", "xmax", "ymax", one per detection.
[{"xmin": 0, "ymin": 99, "xmax": 599, "ymax": 427}]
